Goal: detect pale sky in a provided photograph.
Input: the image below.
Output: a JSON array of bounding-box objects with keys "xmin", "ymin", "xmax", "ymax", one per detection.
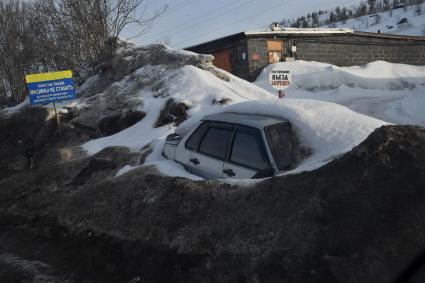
[{"xmin": 121, "ymin": 0, "xmax": 360, "ymax": 49}]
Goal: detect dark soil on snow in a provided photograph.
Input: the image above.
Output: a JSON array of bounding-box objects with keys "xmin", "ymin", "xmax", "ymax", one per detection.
[
  {"xmin": 1, "ymin": 118, "xmax": 425, "ymax": 282},
  {"xmin": 1, "ymin": 43, "xmax": 425, "ymax": 283}
]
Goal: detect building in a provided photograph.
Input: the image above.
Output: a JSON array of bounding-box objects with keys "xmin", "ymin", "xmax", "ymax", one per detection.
[{"xmin": 186, "ymin": 26, "xmax": 425, "ymax": 82}]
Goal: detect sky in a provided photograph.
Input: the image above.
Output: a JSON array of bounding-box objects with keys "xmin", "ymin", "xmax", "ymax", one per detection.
[{"xmin": 121, "ymin": 0, "xmax": 362, "ymax": 49}]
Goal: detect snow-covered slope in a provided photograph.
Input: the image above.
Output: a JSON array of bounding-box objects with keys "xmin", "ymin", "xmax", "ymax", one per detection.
[
  {"xmin": 325, "ymin": 4, "xmax": 425, "ymax": 36},
  {"xmin": 255, "ymin": 60, "xmax": 425, "ymax": 127},
  {"xmin": 277, "ymin": 2, "xmax": 425, "ymax": 36}
]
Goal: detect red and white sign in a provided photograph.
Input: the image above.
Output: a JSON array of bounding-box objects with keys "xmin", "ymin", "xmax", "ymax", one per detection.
[{"xmin": 269, "ymin": 68, "xmax": 292, "ymax": 91}]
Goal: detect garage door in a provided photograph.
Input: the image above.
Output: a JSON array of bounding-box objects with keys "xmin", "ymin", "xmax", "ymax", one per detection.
[{"xmin": 213, "ymin": 49, "xmax": 232, "ymax": 73}]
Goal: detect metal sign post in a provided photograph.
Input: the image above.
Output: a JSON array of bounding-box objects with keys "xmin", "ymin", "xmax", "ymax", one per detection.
[
  {"xmin": 278, "ymin": 90, "xmax": 284, "ymax": 99},
  {"xmin": 25, "ymin": 70, "xmax": 76, "ymax": 136},
  {"xmin": 269, "ymin": 68, "xmax": 292, "ymax": 98},
  {"xmin": 52, "ymin": 102, "xmax": 62, "ymax": 136}
]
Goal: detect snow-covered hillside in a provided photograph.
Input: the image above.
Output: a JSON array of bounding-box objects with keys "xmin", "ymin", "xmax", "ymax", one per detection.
[
  {"xmin": 255, "ymin": 60, "xmax": 425, "ymax": 127},
  {"xmin": 279, "ymin": 2, "xmax": 425, "ymax": 37},
  {"xmin": 324, "ymin": 4, "xmax": 425, "ymax": 36}
]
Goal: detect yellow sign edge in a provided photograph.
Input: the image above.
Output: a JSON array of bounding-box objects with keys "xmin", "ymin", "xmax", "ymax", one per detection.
[{"xmin": 26, "ymin": 70, "xmax": 73, "ymax": 84}]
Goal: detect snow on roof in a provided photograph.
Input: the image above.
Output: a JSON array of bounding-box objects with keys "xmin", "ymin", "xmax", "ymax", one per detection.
[{"xmin": 245, "ymin": 27, "xmax": 354, "ymax": 36}]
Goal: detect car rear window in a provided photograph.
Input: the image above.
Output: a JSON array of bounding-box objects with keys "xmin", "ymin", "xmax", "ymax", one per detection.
[
  {"xmin": 230, "ymin": 129, "xmax": 270, "ymax": 170},
  {"xmin": 186, "ymin": 122, "xmax": 209, "ymax": 150},
  {"xmin": 265, "ymin": 122, "xmax": 293, "ymax": 171},
  {"xmin": 198, "ymin": 127, "xmax": 233, "ymax": 160}
]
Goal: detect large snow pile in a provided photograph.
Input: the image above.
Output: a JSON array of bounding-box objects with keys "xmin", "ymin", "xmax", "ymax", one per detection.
[
  {"xmin": 76, "ymin": 47, "xmax": 389, "ymax": 179},
  {"xmin": 256, "ymin": 61, "xmax": 425, "ymax": 127},
  {"xmin": 1, "ymin": 44, "xmax": 392, "ymax": 180},
  {"xmin": 177, "ymin": 99, "xmax": 388, "ymax": 174},
  {"xmin": 81, "ymin": 60, "xmax": 273, "ymax": 154}
]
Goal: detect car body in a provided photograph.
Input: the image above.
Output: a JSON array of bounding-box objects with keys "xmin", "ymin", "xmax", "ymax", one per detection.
[{"xmin": 163, "ymin": 112, "xmax": 301, "ymax": 179}]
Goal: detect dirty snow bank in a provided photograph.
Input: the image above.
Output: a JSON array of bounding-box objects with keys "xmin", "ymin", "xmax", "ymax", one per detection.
[{"xmin": 0, "ymin": 98, "xmax": 30, "ymax": 117}]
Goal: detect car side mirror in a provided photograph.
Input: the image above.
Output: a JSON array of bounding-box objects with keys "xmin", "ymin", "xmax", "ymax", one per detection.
[{"xmin": 166, "ymin": 133, "xmax": 181, "ymax": 141}]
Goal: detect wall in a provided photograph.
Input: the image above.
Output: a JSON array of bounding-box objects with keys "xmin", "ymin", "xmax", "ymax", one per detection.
[
  {"xmin": 245, "ymin": 33, "xmax": 425, "ymax": 81},
  {"xmin": 295, "ymin": 34, "xmax": 425, "ymax": 67},
  {"xmin": 185, "ymin": 34, "xmax": 250, "ymax": 81},
  {"xmin": 228, "ymin": 38, "xmax": 249, "ymax": 80},
  {"xmin": 188, "ymin": 33, "xmax": 425, "ymax": 82},
  {"xmin": 246, "ymin": 39, "xmax": 269, "ymax": 82}
]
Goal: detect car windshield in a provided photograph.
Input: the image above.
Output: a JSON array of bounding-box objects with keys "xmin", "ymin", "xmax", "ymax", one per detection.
[{"xmin": 264, "ymin": 122, "xmax": 294, "ymax": 171}]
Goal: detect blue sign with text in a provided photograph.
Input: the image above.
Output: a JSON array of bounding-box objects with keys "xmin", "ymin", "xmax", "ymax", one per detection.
[{"xmin": 26, "ymin": 70, "xmax": 76, "ymax": 105}]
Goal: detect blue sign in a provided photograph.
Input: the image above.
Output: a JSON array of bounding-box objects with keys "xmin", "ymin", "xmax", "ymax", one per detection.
[{"xmin": 26, "ymin": 70, "xmax": 76, "ymax": 105}]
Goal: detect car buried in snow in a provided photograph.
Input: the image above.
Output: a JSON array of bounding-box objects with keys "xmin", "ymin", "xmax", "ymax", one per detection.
[{"xmin": 163, "ymin": 112, "xmax": 305, "ymax": 179}]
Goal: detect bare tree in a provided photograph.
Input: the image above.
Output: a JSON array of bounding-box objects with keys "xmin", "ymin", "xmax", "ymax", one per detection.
[
  {"xmin": 0, "ymin": 0, "xmax": 165, "ymax": 108},
  {"xmin": 0, "ymin": 0, "xmax": 47, "ymax": 105},
  {"xmin": 35, "ymin": 0, "xmax": 166, "ymax": 68}
]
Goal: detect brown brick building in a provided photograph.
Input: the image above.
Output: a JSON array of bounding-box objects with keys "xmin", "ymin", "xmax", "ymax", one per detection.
[{"xmin": 185, "ymin": 28, "xmax": 425, "ymax": 82}]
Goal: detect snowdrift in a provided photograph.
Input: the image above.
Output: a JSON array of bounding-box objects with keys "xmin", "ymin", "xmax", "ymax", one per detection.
[
  {"xmin": 256, "ymin": 60, "xmax": 425, "ymax": 92},
  {"xmin": 256, "ymin": 61, "xmax": 425, "ymax": 127},
  {"xmin": 177, "ymin": 99, "xmax": 388, "ymax": 174}
]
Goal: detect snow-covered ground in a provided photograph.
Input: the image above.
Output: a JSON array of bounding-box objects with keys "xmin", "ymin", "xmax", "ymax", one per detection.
[{"xmin": 255, "ymin": 61, "xmax": 425, "ymax": 127}]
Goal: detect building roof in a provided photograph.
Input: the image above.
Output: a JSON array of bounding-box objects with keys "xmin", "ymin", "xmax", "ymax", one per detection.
[
  {"xmin": 185, "ymin": 28, "xmax": 425, "ymax": 50},
  {"xmin": 202, "ymin": 112, "xmax": 288, "ymax": 129},
  {"xmin": 244, "ymin": 27, "xmax": 354, "ymax": 36},
  {"xmin": 245, "ymin": 27, "xmax": 425, "ymax": 40}
]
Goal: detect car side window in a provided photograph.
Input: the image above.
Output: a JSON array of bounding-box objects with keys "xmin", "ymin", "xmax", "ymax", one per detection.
[
  {"xmin": 265, "ymin": 122, "xmax": 293, "ymax": 171},
  {"xmin": 186, "ymin": 122, "xmax": 209, "ymax": 151},
  {"xmin": 198, "ymin": 127, "xmax": 233, "ymax": 160},
  {"xmin": 230, "ymin": 127, "xmax": 270, "ymax": 170}
]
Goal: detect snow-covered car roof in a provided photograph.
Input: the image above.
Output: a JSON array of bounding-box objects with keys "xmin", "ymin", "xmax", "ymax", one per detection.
[{"xmin": 202, "ymin": 112, "xmax": 288, "ymax": 129}]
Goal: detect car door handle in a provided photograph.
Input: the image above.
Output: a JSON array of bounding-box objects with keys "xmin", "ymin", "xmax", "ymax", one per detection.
[
  {"xmin": 189, "ymin": 158, "xmax": 200, "ymax": 165},
  {"xmin": 223, "ymin": 169, "xmax": 235, "ymax": 177}
]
